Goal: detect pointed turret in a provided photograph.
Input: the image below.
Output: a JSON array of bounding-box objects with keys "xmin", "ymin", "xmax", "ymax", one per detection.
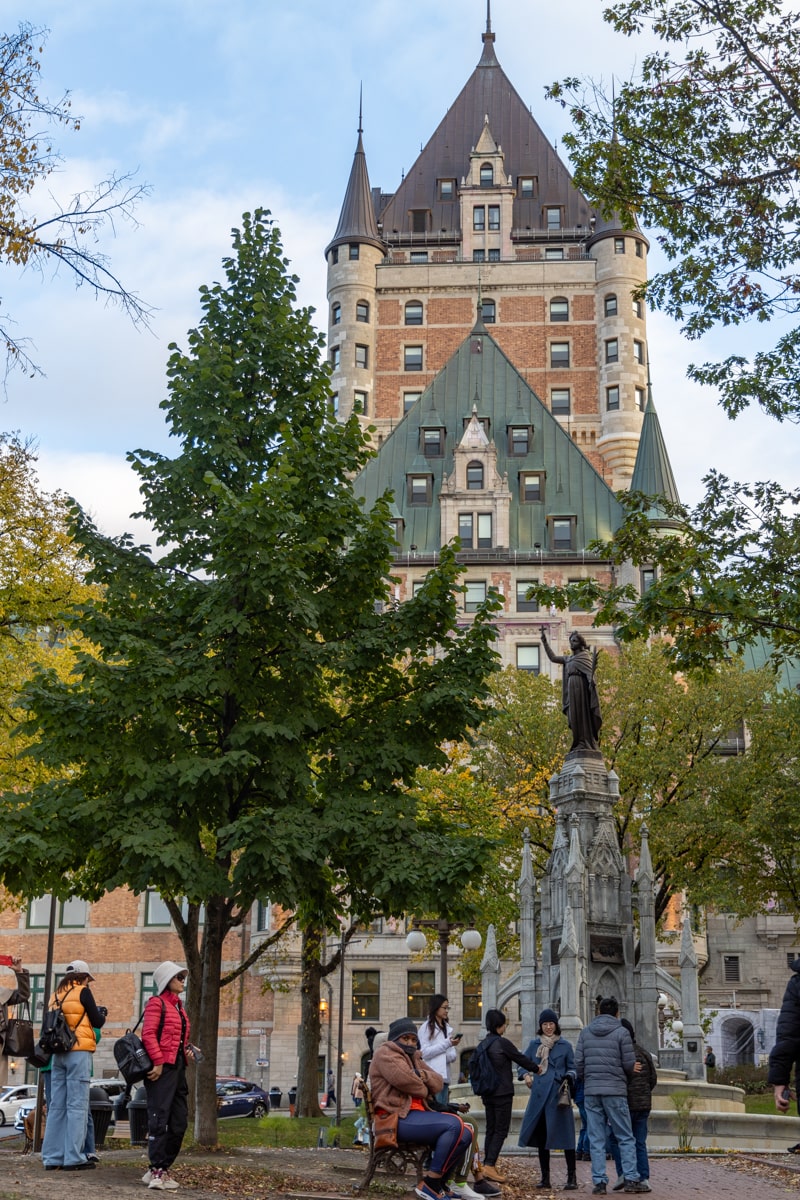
[
  {"xmin": 629, "ymin": 378, "xmax": 681, "ymax": 523},
  {"xmin": 325, "ymin": 100, "xmax": 384, "ymax": 259}
]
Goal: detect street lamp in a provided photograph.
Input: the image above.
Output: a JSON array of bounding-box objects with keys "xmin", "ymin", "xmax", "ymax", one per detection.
[{"xmin": 406, "ymin": 918, "xmax": 482, "ymax": 995}]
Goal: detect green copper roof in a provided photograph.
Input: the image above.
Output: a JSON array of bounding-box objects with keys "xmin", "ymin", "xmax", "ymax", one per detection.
[
  {"xmin": 629, "ymin": 383, "xmax": 681, "ymax": 522},
  {"xmin": 354, "ymin": 320, "xmax": 624, "ymax": 554}
]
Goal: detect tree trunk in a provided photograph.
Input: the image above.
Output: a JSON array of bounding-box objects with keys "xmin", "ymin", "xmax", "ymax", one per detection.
[{"xmin": 296, "ymin": 923, "xmax": 325, "ymax": 1117}]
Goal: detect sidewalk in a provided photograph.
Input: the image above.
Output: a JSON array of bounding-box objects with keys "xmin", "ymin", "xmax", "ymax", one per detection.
[{"xmin": 0, "ymin": 1144, "xmax": 798, "ymax": 1199}]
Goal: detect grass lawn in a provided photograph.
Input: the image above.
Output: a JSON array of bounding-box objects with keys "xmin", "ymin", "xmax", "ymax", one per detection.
[
  {"xmin": 184, "ymin": 1114, "xmax": 360, "ymax": 1151},
  {"xmin": 743, "ymin": 1093, "xmax": 782, "ymax": 1116}
]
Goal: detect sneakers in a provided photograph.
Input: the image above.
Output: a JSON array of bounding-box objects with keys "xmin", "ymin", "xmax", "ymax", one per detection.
[
  {"xmin": 148, "ymin": 1170, "xmax": 179, "ymax": 1191},
  {"xmin": 471, "ymin": 1179, "xmax": 502, "ymax": 1197},
  {"xmin": 142, "ymin": 1172, "xmax": 153, "ymax": 1186},
  {"xmin": 623, "ymin": 1185, "xmax": 649, "ymax": 1194},
  {"xmin": 449, "ymin": 1185, "xmax": 484, "ymax": 1200},
  {"xmin": 592, "ymin": 1186, "xmax": 607, "ymax": 1195},
  {"xmin": 86, "ymin": 1153, "xmax": 100, "ymax": 1163},
  {"xmin": 415, "ymin": 1185, "xmax": 445, "ymax": 1200},
  {"xmin": 612, "ymin": 1182, "xmax": 626, "ymax": 1192}
]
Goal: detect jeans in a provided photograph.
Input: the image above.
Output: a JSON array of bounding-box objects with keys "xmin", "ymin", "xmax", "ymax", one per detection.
[
  {"xmin": 576, "ymin": 1099, "xmax": 589, "ymax": 1155},
  {"xmin": 610, "ymin": 1110, "xmax": 650, "ymax": 1180},
  {"xmin": 145, "ymin": 1062, "xmax": 188, "ymax": 1171},
  {"xmin": 397, "ymin": 1109, "xmax": 473, "ymax": 1178},
  {"xmin": 585, "ymin": 1094, "xmax": 639, "ymax": 1184},
  {"xmin": 483, "ymin": 1094, "xmax": 514, "ymax": 1165},
  {"xmin": 42, "ymin": 1050, "xmax": 93, "ymax": 1168}
]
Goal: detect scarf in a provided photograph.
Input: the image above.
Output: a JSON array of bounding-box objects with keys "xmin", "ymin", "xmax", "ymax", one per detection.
[{"xmin": 536, "ymin": 1032, "xmax": 559, "ymax": 1074}]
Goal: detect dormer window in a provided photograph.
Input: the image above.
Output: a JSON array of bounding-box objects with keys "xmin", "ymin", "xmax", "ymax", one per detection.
[
  {"xmin": 466, "ymin": 461, "xmax": 484, "ymax": 490},
  {"xmin": 480, "ymin": 164, "xmax": 494, "ymax": 187},
  {"xmin": 439, "ymin": 179, "xmax": 456, "ymax": 200},
  {"xmin": 545, "ymin": 207, "xmax": 562, "ymax": 230},
  {"xmin": 407, "ymin": 474, "xmax": 432, "ymax": 506},
  {"xmin": 421, "ymin": 428, "xmax": 445, "ymax": 458},
  {"xmin": 518, "ymin": 176, "xmax": 536, "ymax": 197},
  {"xmin": 508, "ymin": 425, "xmax": 531, "ymax": 456},
  {"xmin": 411, "ymin": 210, "xmax": 429, "ymax": 233}
]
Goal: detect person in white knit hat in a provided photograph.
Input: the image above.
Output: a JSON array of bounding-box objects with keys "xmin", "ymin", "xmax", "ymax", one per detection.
[{"xmin": 141, "ymin": 961, "xmax": 196, "ymax": 1191}]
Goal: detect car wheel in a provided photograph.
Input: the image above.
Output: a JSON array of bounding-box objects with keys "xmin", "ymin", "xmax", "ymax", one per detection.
[
  {"xmin": 0, "ymin": 1111, "xmax": 5, "ymax": 1127},
  {"xmin": 252, "ymin": 1101, "xmax": 268, "ymax": 1119}
]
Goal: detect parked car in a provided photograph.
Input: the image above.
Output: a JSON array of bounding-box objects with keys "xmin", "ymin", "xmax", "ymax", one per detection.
[
  {"xmin": 0, "ymin": 1084, "xmax": 38, "ymax": 1126},
  {"xmin": 14, "ymin": 1077, "xmax": 126, "ymax": 1133},
  {"xmin": 14, "ymin": 1098, "xmax": 38, "ymax": 1132},
  {"xmin": 215, "ymin": 1077, "xmax": 270, "ymax": 1118}
]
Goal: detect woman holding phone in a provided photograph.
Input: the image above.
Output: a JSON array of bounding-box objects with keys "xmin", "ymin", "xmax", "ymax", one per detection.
[
  {"xmin": 0, "ymin": 955, "xmax": 30, "ymax": 1091},
  {"xmin": 141, "ymin": 961, "xmax": 196, "ymax": 1192},
  {"xmin": 418, "ymin": 994, "xmax": 460, "ymax": 1105}
]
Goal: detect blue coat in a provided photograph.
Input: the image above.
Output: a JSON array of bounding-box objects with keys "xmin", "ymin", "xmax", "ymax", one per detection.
[{"xmin": 518, "ymin": 1036, "xmax": 576, "ymax": 1151}]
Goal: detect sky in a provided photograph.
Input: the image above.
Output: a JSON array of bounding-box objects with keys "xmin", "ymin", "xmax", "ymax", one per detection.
[{"xmin": 4, "ymin": 0, "xmax": 797, "ymax": 540}]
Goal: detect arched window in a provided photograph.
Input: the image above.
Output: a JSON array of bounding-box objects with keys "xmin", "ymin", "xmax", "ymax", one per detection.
[
  {"xmin": 405, "ymin": 301, "xmax": 423, "ymax": 326},
  {"xmin": 481, "ymin": 298, "xmax": 496, "ymax": 324},
  {"xmin": 550, "ymin": 297, "xmax": 569, "ymax": 322},
  {"xmin": 466, "ymin": 461, "xmax": 484, "ymax": 490},
  {"xmin": 480, "ymin": 163, "xmax": 493, "ymax": 187},
  {"xmin": 604, "ymin": 294, "xmax": 618, "ymax": 317}
]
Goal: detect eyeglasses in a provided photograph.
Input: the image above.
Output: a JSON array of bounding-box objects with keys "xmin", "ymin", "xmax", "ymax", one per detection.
[{"xmin": 176, "ymin": 974, "xmax": 187, "ymax": 982}]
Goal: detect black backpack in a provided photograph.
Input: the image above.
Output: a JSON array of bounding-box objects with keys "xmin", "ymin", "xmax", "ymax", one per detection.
[
  {"xmin": 469, "ymin": 1033, "xmax": 500, "ymax": 1097},
  {"xmin": 39, "ymin": 992, "xmax": 77, "ymax": 1056}
]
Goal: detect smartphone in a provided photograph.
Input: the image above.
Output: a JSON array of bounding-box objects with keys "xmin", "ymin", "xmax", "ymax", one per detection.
[
  {"xmin": 0, "ymin": 954, "xmax": 14, "ymax": 967},
  {"xmin": 453, "ymin": 1033, "xmax": 463, "ymax": 1042},
  {"xmin": 189, "ymin": 1043, "xmax": 204, "ymax": 1062},
  {"xmin": 782, "ymin": 1087, "xmax": 792, "ymax": 1102}
]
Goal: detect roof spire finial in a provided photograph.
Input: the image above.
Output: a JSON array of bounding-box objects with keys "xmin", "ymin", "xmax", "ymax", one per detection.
[
  {"xmin": 477, "ymin": 266, "xmax": 483, "ymax": 313},
  {"xmin": 486, "ymin": 0, "xmax": 492, "ymax": 35},
  {"xmin": 358, "ymin": 82, "xmax": 363, "ymax": 135}
]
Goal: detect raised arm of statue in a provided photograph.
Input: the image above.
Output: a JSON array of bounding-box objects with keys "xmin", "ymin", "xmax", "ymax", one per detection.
[{"xmin": 540, "ymin": 626, "xmax": 567, "ymax": 665}]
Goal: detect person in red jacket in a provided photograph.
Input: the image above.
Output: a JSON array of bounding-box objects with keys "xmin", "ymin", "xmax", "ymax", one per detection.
[{"xmin": 141, "ymin": 961, "xmax": 196, "ymax": 1191}]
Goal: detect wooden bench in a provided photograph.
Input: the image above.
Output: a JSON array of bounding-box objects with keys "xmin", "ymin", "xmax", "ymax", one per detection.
[{"xmin": 352, "ymin": 1073, "xmax": 432, "ymax": 1192}]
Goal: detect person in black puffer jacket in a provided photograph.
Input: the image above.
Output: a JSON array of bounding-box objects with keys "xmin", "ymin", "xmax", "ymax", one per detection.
[
  {"xmin": 607, "ymin": 1019, "xmax": 657, "ymax": 1192},
  {"xmin": 767, "ymin": 957, "xmax": 800, "ymax": 1127},
  {"xmin": 479, "ymin": 1009, "xmax": 539, "ymax": 1184}
]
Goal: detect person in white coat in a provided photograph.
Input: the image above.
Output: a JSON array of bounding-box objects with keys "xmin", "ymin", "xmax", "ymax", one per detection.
[{"xmin": 418, "ymin": 993, "xmax": 461, "ymax": 1105}]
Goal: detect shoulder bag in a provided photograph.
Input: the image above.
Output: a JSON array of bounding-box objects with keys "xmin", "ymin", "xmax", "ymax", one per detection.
[
  {"xmin": 372, "ymin": 1109, "xmax": 399, "ymax": 1149},
  {"xmin": 557, "ymin": 1076, "xmax": 573, "ymax": 1108},
  {"xmin": 114, "ymin": 999, "xmax": 166, "ymax": 1086},
  {"xmin": 3, "ymin": 999, "xmax": 35, "ymax": 1058}
]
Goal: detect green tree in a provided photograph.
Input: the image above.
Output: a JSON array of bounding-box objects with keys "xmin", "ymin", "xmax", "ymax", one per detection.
[
  {"xmin": 0, "ymin": 22, "xmax": 149, "ymax": 377},
  {"xmin": 0, "ymin": 211, "xmax": 499, "ymax": 1139},
  {"xmin": 550, "ymin": 0, "xmax": 800, "ymax": 421}
]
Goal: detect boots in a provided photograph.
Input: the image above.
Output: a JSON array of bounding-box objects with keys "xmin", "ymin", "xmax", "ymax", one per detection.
[
  {"xmin": 536, "ymin": 1149, "xmax": 551, "ymax": 1189},
  {"xmin": 564, "ymin": 1171, "xmax": 579, "ymax": 1191},
  {"xmin": 536, "ymin": 1176, "xmax": 552, "ymax": 1190}
]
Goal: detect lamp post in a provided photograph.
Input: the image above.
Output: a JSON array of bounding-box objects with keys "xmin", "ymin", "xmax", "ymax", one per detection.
[{"xmin": 406, "ymin": 917, "xmax": 482, "ymax": 996}]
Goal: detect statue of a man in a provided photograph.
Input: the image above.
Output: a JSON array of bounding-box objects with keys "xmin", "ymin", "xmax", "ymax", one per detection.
[{"xmin": 540, "ymin": 628, "xmax": 602, "ymax": 754}]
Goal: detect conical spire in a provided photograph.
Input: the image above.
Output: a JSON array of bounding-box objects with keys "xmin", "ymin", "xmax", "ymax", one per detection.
[
  {"xmin": 325, "ymin": 99, "xmax": 384, "ymax": 259},
  {"xmin": 629, "ymin": 373, "xmax": 681, "ymax": 521},
  {"xmin": 480, "ymin": 0, "xmax": 498, "ymax": 65}
]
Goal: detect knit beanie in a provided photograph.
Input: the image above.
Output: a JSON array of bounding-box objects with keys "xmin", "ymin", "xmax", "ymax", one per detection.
[
  {"xmin": 538, "ymin": 1008, "xmax": 559, "ymax": 1026},
  {"xmin": 387, "ymin": 1017, "xmax": 418, "ymax": 1043}
]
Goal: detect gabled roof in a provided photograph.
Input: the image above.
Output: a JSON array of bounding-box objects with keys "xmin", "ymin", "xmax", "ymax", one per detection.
[
  {"xmin": 353, "ymin": 318, "xmax": 624, "ymax": 555},
  {"xmin": 326, "ymin": 123, "xmax": 385, "ymax": 257},
  {"xmin": 629, "ymin": 383, "xmax": 681, "ymax": 523},
  {"xmin": 376, "ymin": 27, "xmax": 594, "ymax": 235}
]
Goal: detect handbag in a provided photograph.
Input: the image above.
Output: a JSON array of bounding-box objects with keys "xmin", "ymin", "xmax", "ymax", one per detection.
[
  {"xmin": 373, "ymin": 1109, "xmax": 399, "ymax": 1149},
  {"xmin": 557, "ymin": 1077, "xmax": 573, "ymax": 1108},
  {"xmin": 3, "ymin": 1001, "xmax": 34, "ymax": 1058}
]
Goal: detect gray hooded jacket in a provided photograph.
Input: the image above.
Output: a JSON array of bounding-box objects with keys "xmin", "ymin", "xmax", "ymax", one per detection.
[{"xmin": 574, "ymin": 1014, "xmax": 635, "ymax": 1097}]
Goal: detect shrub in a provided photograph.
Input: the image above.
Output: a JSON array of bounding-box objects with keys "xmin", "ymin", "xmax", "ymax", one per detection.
[{"xmin": 714, "ymin": 1064, "xmax": 770, "ymax": 1094}]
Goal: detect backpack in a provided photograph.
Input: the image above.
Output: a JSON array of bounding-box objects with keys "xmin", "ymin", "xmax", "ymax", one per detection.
[
  {"xmin": 469, "ymin": 1034, "xmax": 500, "ymax": 1097},
  {"xmin": 39, "ymin": 992, "xmax": 78, "ymax": 1056},
  {"xmin": 114, "ymin": 999, "xmax": 166, "ymax": 1087}
]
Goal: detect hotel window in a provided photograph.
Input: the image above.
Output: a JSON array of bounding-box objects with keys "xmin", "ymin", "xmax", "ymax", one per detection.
[
  {"xmin": 641, "ymin": 567, "xmax": 656, "ymax": 593},
  {"xmin": 352, "ymin": 971, "xmax": 380, "ymax": 1020},
  {"xmin": 632, "ymin": 297, "xmax": 643, "ymax": 318},
  {"xmin": 421, "ymin": 427, "xmax": 444, "ymax": 458},
  {"xmin": 331, "ymin": 302, "xmax": 341, "ymax": 325},
  {"xmin": 569, "ymin": 577, "xmax": 590, "ymax": 612},
  {"xmin": 353, "ymin": 389, "xmax": 368, "ymax": 414},
  {"xmin": 459, "ymin": 513, "xmax": 474, "ymax": 549},
  {"xmin": 349, "ymin": 243, "xmax": 359, "ymax": 260},
  {"xmin": 466, "ymin": 461, "xmax": 484, "ymax": 490},
  {"xmin": 604, "ymin": 294, "xmax": 618, "ymax": 317},
  {"xmin": 411, "ymin": 210, "xmax": 428, "ymax": 233},
  {"xmin": 464, "ymin": 581, "xmax": 487, "ymax": 612},
  {"xmin": 389, "ymin": 519, "xmax": 404, "ymax": 547},
  {"xmin": 407, "ymin": 971, "xmax": 436, "ymax": 1020},
  {"xmin": 481, "ymin": 298, "xmax": 496, "ymax": 324},
  {"xmin": 404, "ymin": 345, "xmax": 423, "ymax": 372},
  {"xmin": 517, "ymin": 645, "xmax": 540, "ymax": 673},
  {"xmin": 27, "ymin": 895, "xmax": 53, "ymax": 928},
  {"xmin": 410, "ymin": 251, "xmax": 429, "ymax": 263},
  {"xmin": 473, "ymin": 206, "xmax": 485, "ymax": 231},
  {"xmin": 330, "ymin": 247, "xmax": 339, "ymax": 265},
  {"xmin": 550, "ymin": 342, "xmax": 570, "ymax": 368},
  {"xmin": 508, "ymin": 425, "xmax": 531, "ymax": 456},
  {"xmin": 404, "ymin": 391, "xmax": 422, "ymax": 412},
  {"xmin": 550, "ymin": 388, "xmax": 570, "ymax": 415},
  {"xmin": 59, "ymin": 897, "xmax": 87, "ymax": 928},
  {"xmin": 546, "ymin": 206, "xmax": 562, "ymax": 230},
  {"xmin": 634, "ymin": 339, "xmax": 644, "ymax": 364},
  {"xmin": 439, "ymin": 179, "xmax": 455, "ymax": 200},
  {"xmin": 140, "ymin": 973, "xmax": 160, "ymax": 1012},
  {"xmin": 614, "ymin": 236, "xmax": 625, "ymax": 254},
  {"xmin": 551, "ymin": 518, "xmax": 576, "ymax": 552},
  {"xmin": 255, "ymin": 900, "xmax": 271, "ymax": 932},
  {"xmin": 488, "ymin": 205, "xmax": 500, "ymax": 230},
  {"xmin": 145, "ymin": 890, "xmax": 172, "ymax": 926},
  {"xmin": 516, "ymin": 580, "xmax": 539, "ymax": 612},
  {"xmin": 473, "ymin": 249, "xmax": 486, "ymax": 263},
  {"xmin": 407, "ymin": 474, "xmax": 432, "ymax": 505},
  {"xmin": 355, "ymin": 344, "xmax": 368, "ymax": 369},
  {"xmin": 723, "ymin": 955, "xmax": 741, "ymax": 983},
  {"xmin": 330, "ymin": 346, "xmax": 340, "ymax": 370},
  {"xmin": 356, "ymin": 300, "xmax": 370, "ymax": 323},
  {"xmin": 463, "ymin": 980, "xmax": 482, "ymax": 1022},
  {"xmin": 480, "ymin": 163, "xmax": 494, "ymax": 187},
  {"xmin": 635, "ymin": 386, "xmax": 646, "ymax": 412},
  {"xmin": 545, "ymin": 247, "xmax": 564, "ymax": 260},
  {"xmin": 518, "ymin": 176, "xmax": 536, "ymax": 197},
  {"xmin": 606, "ymin": 385, "xmax": 620, "ymax": 410},
  {"xmin": 331, "ymin": 393, "xmax": 339, "ymax": 417},
  {"xmin": 412, "ymin": 580, "xmax": 426, "ymax": 597},
  {"xmin": 488, "ymin": 248, "xmax": 500, "ymax": 262},
  {"xmin": 477, "ymin": 513, "xmax": 493, "ymax": 548},
  {"xmin": 405, "ymin": 301, "xmax": 423, "ymax": 326},
  {"xmin": 520, "ymin": 472, "xmax": 544, "ymax": 502},
  {"xmin": 605, "ymin": 338, "xmax": 619, "ymax": 364},
  {"xmin": 550, "ymin": 297, "xmax": 569, "ymax": 322},
  {"xmin": 30, "ymin": 974, "xmax": 46, "ymax": 1023},
  {"xmin": 635, "ymin": 240, "xmax": 643, "ymax": 257}
]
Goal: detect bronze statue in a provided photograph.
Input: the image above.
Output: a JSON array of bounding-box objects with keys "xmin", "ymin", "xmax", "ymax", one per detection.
[{"xmin": 540, "ymin": 628, "xmax": 602, "ymax": 754}]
